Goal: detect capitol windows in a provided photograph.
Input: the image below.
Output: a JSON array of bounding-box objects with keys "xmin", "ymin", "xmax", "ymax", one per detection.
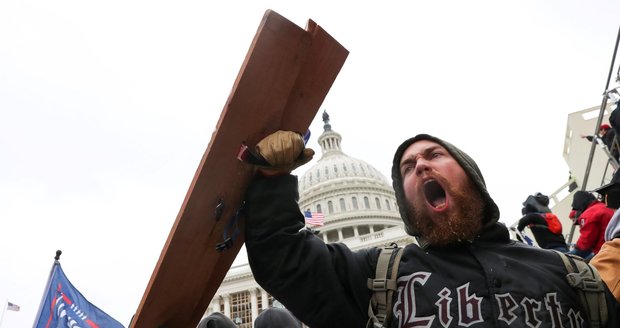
[
  {"xmin": 326, "ymin": 230, "xmax": 339, "ymax": 242},
  {"xmin": 364, "ymin": 197, "xmax": 370, "ymax": 209},
  {"xmin": 352, "ymin": 197, "xmax": 358, "ymax": 210},
  {"xmin": 342, "ymin": 227, "xmax": 354, "ymax": 239},
  {"xmin": 230, "ymin": 291, "xmax": 252, "ymax": 327},
  {"xmin": 358, "ymin": 225, "xmax": 370, "ymax": 235},
  {"xmin": 316, "ymin": 204, "xmax": 322, "ymax": 213},
  {"xmin": 385, "ymin": 199, "xmax": 391, "ymax": 211},
  {"xmin": 339, "ymin": 198, "xmax": 346, "ymax": 211},
  {"xmin": 328, "ymin": 201, "xmax": 334, "ymax": 214},
  {"xmin": 375, "ymin": 197, "xmax": 381, "ymax": 209}
]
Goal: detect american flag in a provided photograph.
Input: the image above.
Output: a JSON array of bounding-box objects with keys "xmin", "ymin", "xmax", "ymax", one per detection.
[
  {"xmin": 304, "ymin": 211, "xmax": 325, "ymax": 226},
  {"xmin": 7, "ymin": 301, "xmax": 20, "ymax": 311}
]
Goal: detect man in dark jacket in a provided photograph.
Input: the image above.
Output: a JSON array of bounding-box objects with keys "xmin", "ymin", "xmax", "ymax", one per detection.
[
  {"xmin": 517, "ymin": 193, "xmax": 568, "ymax": 252},
  {"xmin": 581, "ymin": 123, "xmax": 619, "ymax": 160},
  {"xmin": 244, "ymin": 131, "xmax": 620, "ymax": 327}
]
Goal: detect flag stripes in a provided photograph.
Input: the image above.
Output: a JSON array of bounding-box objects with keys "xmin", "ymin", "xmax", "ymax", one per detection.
[{"xmin": 304, "ymin": 211, "xmax": 325, "ymax": 226}]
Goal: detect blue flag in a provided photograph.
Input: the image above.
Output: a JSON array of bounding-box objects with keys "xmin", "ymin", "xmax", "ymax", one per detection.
[{"xmin": 33, "ymin": 262, "xmax": 124, "ymax": 328}]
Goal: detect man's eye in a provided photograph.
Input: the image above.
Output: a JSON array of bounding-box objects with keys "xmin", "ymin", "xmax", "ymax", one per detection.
[
  {"xmin": 431, "ymin": 152, "xmax": 442, "ymax": 158},
  {"xmin": 402, "ymin": 164, "xmax": 414, "ymax": 175}
]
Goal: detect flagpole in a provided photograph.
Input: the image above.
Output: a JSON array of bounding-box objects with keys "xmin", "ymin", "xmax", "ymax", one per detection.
[
  {"xmin": 0, "ymin": 299, "xmax": 7, "ymax": 328},
  {"xmin": 32, "ymin": 250, "xmax": 62, "ymax": 328}
]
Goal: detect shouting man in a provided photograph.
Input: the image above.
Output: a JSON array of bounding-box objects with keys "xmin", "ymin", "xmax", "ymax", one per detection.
[{"xmin": 244, "ymin": 131, "xmax": 619, "ymax": 327}]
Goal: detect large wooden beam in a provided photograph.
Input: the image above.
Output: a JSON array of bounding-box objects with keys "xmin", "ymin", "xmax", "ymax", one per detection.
[{"xmin": 130, "ymin": 10, "xmax": 348, "ymax": 328}]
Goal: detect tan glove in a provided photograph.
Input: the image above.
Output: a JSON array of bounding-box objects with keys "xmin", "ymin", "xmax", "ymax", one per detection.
[{"xmin": 255, "ymin": 130, "xmax": 314, "ymax": 176}]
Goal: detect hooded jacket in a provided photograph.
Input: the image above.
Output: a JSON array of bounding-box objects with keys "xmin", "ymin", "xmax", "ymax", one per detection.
[
  {"xmin": 391, "ymin": 134, "xmax": 500, "ymax": 238},
  {"xmin": 197, "ymin": 312, "xmax": 236, "ymax": 328},
  {"xmin": 254, "ymin": 308, "xmax": 302, "ymax": 328},
  {"xmin": 244, "ymin": 134, "xmax": 620, "ymax": 328},
  {"xmin": 575, "ymin": 200, "xmax": 614, "ymax": 254}
]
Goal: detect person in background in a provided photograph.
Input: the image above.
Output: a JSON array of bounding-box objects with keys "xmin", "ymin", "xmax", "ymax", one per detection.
[
  {"xmin": 569, "ymin": 190, "xmax": 614, "ymax": 261},
  {"xmin": 591, "ymin": 206, "xmax": 620, "ymax": 303},
  {"xmin": 517, "ymin": 192, "xmax": 568, "ymax": 252},
  {"xmin": 197, "ymin": 312, "xmax": 237, "ymax": 328},
  {"xmin": 254, "ymin": 308, "xmax": 302, "ymax": 328},
  {"xmin": 243, "ymin": 130, "xmax": 620, "ymax": 327},
  {"xmin": 591, "ymin": 169, "xmax": 620, "ymax": 302},
  {"xmin": 581, "ymin": 123, "xmax": 619, "ymax": 160}
]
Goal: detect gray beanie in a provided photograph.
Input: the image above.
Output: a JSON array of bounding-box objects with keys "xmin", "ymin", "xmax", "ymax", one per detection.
[{"xmin": 391, "ymin": 134, "xmax": 500, "ymax": 236}]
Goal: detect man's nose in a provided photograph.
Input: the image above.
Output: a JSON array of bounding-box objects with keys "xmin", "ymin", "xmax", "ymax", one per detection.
[{"xmin": 415, "ymin": 158, "xmax": 431, "ymax": 175}]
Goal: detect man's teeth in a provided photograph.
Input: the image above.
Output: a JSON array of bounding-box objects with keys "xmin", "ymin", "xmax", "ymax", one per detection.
[{"xmin": 432, "ymin": 198, "xmax": 446, "ymax": 209}]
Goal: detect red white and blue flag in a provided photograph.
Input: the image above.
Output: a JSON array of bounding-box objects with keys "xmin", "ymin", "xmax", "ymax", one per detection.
[
  {"xmin": 304, "ymin": 211, "xmax": 325, "ymax": 226},
  {"xmin": 33, "ymin": 261, "xmax": 124, "ymax": 328}
]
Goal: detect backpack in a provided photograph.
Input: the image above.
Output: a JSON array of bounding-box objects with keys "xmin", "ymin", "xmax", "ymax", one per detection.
[
  {"xmin": 367, "ymin": 245, "xmax": 608, "ymax": 328},
  {"xmin": 544, "ymin": 212, "xmax": 563, "ymax": 235},
  {"xmin": 366, "ymin": 244, "xmax": 403, "ymax": 328},
  {"xmin": 555, "ymin": 251, "xmax": 608, "ymax": 328}
]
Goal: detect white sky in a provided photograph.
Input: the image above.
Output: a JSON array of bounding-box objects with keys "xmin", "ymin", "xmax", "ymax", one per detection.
[{"xmin": 1, "ymin": 1, "xmax": 619, "ymax": 327}]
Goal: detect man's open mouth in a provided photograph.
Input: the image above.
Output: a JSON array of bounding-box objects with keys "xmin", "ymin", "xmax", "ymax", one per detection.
[{"xmin": 424, "ymin": 179, "xmax": 446, "ymax": 209}]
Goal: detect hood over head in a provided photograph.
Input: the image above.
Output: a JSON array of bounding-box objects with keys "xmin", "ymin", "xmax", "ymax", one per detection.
[
  {"xmin": 197, "ymin": 312, "xmax": 237, "ymax": 328},
  {"xmin": 522, "ymin": 193, "xmax": 551, "ymax": 214},
  {"xmin": 391, "ymin": 134, "xmax": 500, "ymax": 237},
  {"xmin": 571, "ymin": 191, "xmax": 597, "ymax": 212},
  {"xmin": 254, "ymin": 308, "xmax": 302, "ymax": 328}
]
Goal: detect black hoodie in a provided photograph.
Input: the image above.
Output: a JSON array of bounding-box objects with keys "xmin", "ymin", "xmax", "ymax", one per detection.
[
  {"xmin": 245, "ymin": 134, "xmax": 620, "ymax": 328},
  {"xmin": 254, "ymin": 308, "xmax": 302, "ymax": 328}
]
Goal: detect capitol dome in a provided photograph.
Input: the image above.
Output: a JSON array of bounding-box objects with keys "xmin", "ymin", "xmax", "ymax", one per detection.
[
  {"xmin": 205, "ymin": 111, "xmax": 414, "ymax": 322},
  {"xmin": 297, "ymin": 111, "xmax": 412, "ymax": 250}
]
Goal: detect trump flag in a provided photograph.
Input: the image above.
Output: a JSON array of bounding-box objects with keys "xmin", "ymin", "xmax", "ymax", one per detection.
[{"xmin": 33, "ymin": 260, "xmax": 124, "ymax": 328}]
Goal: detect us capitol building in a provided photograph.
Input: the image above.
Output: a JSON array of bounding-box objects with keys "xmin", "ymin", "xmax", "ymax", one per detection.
[{"xmin": 203, "ymin": 112, "xmax": 415, "ymax": 326}]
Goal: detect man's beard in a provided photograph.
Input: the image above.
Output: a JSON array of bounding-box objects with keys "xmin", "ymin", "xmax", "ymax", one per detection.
[{"xmin": 409, "ymin": 176, "xmax": 485, "ymax": 246}]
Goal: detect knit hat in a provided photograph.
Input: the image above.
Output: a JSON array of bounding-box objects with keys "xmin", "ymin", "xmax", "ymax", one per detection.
[
  {"xmin": 254, "ymin": 308, "xmax": 302, "ymax": 328},
  {"xmin": 197, "ymin": 312, "xmax": 237, "ymax": 328},
  {"xmin": 391, "ymin": 134, "xmax": 500, "ymax": 236},
  {"xmin": 571, "ymin": 191, "xmax": 597, "ymax": 212}
]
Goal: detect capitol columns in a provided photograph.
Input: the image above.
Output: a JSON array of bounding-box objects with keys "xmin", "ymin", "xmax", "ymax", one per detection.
[
  {"xmin": 222, "ymin": 294, "xmax": 231, "ymax": 317},
  {"xmin": 260, "ymin": 288, "xmax": 269, "ymax": 311},
  {"xmin": 210, "ymin": 296, "xmax": 221, "ymax": 313},
  {"xmin": 249, "ymin": 288, "xmax": 259, "ymax": 319}
]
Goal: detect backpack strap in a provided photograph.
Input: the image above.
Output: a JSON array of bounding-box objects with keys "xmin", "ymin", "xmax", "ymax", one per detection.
[
  {"xmin": 555, "ymin": 251, "xmax": 608, "ymax": 328},
  {"xmin": 367, "ymin": 244, "xmax": 403, "ymax": 328}
]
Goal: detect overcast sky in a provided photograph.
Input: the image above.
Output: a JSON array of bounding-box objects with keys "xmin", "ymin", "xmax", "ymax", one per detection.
[{"xmin": 1, "ymin": 1, "xmax": 620, "ymax": 327}]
